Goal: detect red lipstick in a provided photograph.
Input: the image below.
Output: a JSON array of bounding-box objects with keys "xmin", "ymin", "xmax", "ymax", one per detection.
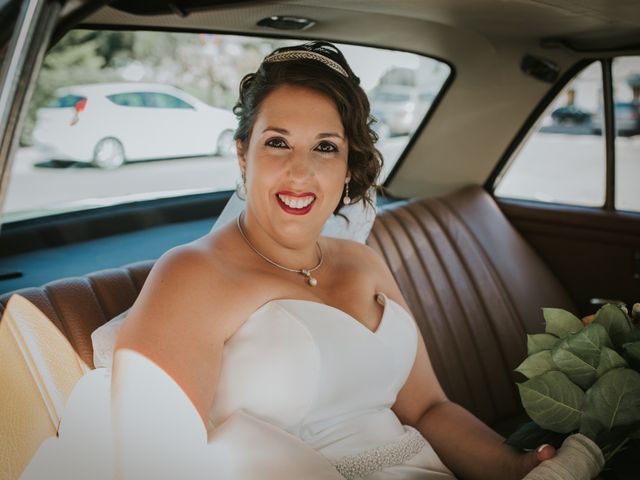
[{"xmin": 276, "ymin": 191, "xmax": 316, "ymax": 216}]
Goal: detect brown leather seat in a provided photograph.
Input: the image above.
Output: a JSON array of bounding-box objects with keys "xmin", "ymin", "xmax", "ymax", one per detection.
[
  {"xmin": 366, "ymin": 185, "xmax": 575, "ymax": 432},
  {"xmin": 0, "ymin": 186, "xmax": 576, "ymax": 433},
  {"xmin": 0, "ymin": 260, "xmax": 154, "ymax": 368}
]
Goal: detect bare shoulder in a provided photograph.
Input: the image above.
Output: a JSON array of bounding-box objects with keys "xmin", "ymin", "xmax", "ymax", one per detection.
[
  {"xmin": 327, "ymin": 237, "xmax": 391, "ymax": 275},
  {"xmin": 116, "ymin": 233, "xmax": 243, "ymax": 350},
  {"xmin": 114, "ymin": 235, "xmax": 244, "ymax": 421}
]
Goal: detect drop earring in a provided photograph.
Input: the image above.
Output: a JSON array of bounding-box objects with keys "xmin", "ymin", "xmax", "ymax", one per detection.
[
  {"xmin": 343, "ymin": 176, "xmax": 351, "ymax": 205},
  {"xmin": 236, "ymin": 175, "xmax": 247, "ymax": 200}
]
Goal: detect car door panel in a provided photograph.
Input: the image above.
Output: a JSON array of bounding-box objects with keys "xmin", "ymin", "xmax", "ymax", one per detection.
[{"xmin": 497, "ymin": 198, "xmax": 640, "ymax": 317}]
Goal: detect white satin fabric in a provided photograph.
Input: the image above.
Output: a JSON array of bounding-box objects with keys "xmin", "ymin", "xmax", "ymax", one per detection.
[
  {"xmin": 208, "ymin": 293, "xmax": 454, "ymax": 478},
  {"xmin": 25, "ymin": 295, "xmax": 454, "ymax": 479}
]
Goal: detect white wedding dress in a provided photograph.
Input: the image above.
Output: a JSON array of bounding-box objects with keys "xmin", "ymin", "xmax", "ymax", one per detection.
[
  {"xmin": 22, "ymin": 196, "xmax": 453, "ymax": 479},
  {"xmin": 207, "ymin": 293, "xmax": 454, "ymax": 479},
  {"xmin": 22, "ymin": 291, "xmax": 454, "ymax": 480}
]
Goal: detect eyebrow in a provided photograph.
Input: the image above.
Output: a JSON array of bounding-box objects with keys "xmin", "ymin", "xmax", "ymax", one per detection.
[{"xmin": 262, "ymin": 127, "xmax": 344, "ymax": 140}]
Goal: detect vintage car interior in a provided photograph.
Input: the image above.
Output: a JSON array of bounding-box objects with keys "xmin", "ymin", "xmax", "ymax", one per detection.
[{"xmin": 1, "ymin": 1, "xmax": 639, "ymax": 478}]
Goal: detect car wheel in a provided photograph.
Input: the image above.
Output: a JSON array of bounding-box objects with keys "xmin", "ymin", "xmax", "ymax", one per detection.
[
  {"xmin": 93, "ymin": 137, "xmax": 125, "ymax": 169},
  {"xmin": 216, "ymin": 129, "xmax": 236, "ymax": 157}
]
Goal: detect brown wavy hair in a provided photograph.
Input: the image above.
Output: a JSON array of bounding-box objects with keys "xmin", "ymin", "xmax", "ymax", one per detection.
[{"xmin": 233, "ymin": 41, "xmax": 382, "ymax": 215}]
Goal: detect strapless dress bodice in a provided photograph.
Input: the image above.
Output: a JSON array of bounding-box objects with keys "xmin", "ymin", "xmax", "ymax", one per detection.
[
  {"xmin": 208, "ymin": 294, "xmax": 416, "ymax": 433},
  {"xmin": 208, "ymin": 294, "xmax": 454, "ymax": 478}
]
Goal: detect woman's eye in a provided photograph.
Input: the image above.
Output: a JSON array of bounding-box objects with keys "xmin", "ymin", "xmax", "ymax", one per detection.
[
  {"xmin": 266, "ymin": 138, "xmax": 288, "ymax": 149},
  {"xmin": 316, "ymin": 141, "xmax": 338, "ymax": 153}
]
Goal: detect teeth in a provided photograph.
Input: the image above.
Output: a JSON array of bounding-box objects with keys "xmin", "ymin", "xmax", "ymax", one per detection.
[{"xmin": 278, "ymin": 194, "xmax": 315, "ymax": 209}]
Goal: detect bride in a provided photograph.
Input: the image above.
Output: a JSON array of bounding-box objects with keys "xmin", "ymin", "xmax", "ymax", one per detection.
[{"xmin": 26, "ymin": 42, "xmax": 559, "ymax": 480}]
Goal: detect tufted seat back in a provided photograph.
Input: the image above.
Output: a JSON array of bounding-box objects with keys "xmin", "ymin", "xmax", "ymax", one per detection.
[
  {"xmin": 366, "ymin": 186, "xmax": 575, "ymax": 431},
  {"xmin": 0, "ymin": 261, "xmax": 154, "ymax": 368},
  {"xmin": 0, "ymin": 186, "xmax": 575, "ymax": 431}
]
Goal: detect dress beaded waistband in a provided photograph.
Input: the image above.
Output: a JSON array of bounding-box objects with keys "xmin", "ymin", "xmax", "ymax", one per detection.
[{"xmin": 331, "ymin": 426, "xmax": 427, "ymax": 479}]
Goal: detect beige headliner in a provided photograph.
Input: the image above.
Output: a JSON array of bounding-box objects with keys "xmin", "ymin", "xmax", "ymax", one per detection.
[{"xmin": 82, "ymin": 0, "xmax": 640, "ymax": 197}]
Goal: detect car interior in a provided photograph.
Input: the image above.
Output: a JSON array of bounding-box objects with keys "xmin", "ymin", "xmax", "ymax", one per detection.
[{"xmin": 1, "ymin": 1, "xmax": 639, "ymax": 479}]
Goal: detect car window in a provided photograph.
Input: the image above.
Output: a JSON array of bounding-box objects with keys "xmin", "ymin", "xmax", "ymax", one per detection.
[
  {"xmin": 107, "ymin": 93, "xmax": 145, "ymax": 107},
  {"xmin": 46, "ymin": 94, "xmax": 86, "ymax": 108},
  {"xmin": 373, "ymin": 91, "xmax": 411, "ymax": 102},
  {"xmin": 141, "ymin": 93, "xmax": 194, "ymax": 109},
  {"xmin": 495, "ymin": 59, "xmax": 640, "ymax": 213},
  {"xmin": 613, "ymin": 56, "xmax": 640, "ymax": 213},
  {"xmin": 495, "ymin": 62, "xmax": 606, "ymax": 207},
  {"xmin": 1, "ymin": 30, "xmax": 450, "ymax": 223}
]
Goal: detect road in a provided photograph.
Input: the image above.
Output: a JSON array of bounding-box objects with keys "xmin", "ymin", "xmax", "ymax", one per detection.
[
  {"xmin": 2, "ymin": 133, "xmax": 639, "ymax": 221},
  {"xmin": 2, "ymin": 137, "xmax": 406, "ymax": 221}
]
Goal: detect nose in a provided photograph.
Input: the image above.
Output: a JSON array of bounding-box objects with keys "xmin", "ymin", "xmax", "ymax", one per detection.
[{"xmin": 287, "ymin": 148, "xmax": 315, "ymax": 181}]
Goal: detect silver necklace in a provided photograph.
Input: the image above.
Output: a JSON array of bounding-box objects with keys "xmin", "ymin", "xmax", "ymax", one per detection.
[{"xmin": 236, "ymin": 213, "xmax": 323, "ymax": 287}]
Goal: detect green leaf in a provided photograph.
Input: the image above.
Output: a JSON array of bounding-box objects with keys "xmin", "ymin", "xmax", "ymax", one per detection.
[
  {"xmin": 517, "ymin": 370, "xmax": 584, "ymax": 433},
  {"xmin": 568, "ymin": 323, "xmax": 611, "ymax": 362},
  {"xmin": 597, "ymin": 347, "xmax": 628, "ymax": 377},
  {"xmin": 620, "ymin": 328, "xmax": 640, "ymax": 345},
  {"xmin": 515, "ymin": 350, "xmax": 556, "ymax": 379},
  {"xmin": 543, "ymin": 308, "xmax": 584, "ymax": 338},
  {"xmin": 550, "ymin": 324, "xmax": 612, "ymax": 389},
  {"xmin": 622, "ymin": 341, "xmax": 640, "ymax": 372},
  {"xmin": 527, "ymin": 333, "xmax": 560, "ymax": 355},
  {"xmin": 581, "ymin": 369, "xmax": 640, "ymax": 439},
  {"xmin": 594, "ymin": 304, "xmax": 633, "ymax": 347},
  {"xmin": 551, "ymin": 343, "xmax": 597, "ymax": 391}
]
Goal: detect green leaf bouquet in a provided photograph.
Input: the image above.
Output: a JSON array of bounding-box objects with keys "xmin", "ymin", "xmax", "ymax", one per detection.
[{"xmin": 508, "ymin": 303, "xmax": 640, "ymax": 478}]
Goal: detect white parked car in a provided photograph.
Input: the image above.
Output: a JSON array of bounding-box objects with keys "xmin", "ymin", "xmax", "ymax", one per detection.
[
  {"xmin": 370, "ymin": 85, "xmax": 435, "ymax": 136},
  {"xmin": 32, "ymin": 82, "xmax": 238, "ymax": 169}
]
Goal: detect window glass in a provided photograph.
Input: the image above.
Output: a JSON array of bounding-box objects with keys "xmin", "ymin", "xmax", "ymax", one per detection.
[
  {"xmin": 2, "ymin": 30, "xmax": 450, "ymax": 223},
  {"xmin": 495, "ymin": 62, "xmax": 605, "ymax": 207},
  {"xmin": 46, "ymin": 94, "xmax": 86, "ymax": 108},
  {"xmin": 142, "ymin": 93, "xmax": 193, "ymax": 109},
  {"xmin": 612, "ymin": 56, "xmax": 640, "ymax": 213},
  {"xmin": 107, "ymin": 93, "xmax": 145, "ymax": 107}
]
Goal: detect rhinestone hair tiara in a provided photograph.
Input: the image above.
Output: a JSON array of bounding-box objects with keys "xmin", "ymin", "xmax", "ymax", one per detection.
[{"xmin": 263, "ymin": 50, "xmax": 349, "ymax": 78}]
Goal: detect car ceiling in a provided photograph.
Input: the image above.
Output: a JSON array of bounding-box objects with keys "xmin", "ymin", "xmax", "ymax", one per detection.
[{"xmin": 43, "ymin": 0, "xmax": 640, "ymax": 197}]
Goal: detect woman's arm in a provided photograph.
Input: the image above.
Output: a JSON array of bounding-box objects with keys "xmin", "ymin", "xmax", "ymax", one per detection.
[
  {"xmin": 363, "ymin": 245, "xmax": 555, "ymax": 479},
  {"xmin": 114, "ymin": 244, "xmax": 235, "ymax": 425},
  {"xmin": 393, "ymin": 329, "xmax": 555, "ymax": 480}
]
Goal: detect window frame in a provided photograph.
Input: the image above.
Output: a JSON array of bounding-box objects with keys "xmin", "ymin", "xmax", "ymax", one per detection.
[{"xmin": 486, "ymin": 58, "xmax": 637, "ymax": 214}]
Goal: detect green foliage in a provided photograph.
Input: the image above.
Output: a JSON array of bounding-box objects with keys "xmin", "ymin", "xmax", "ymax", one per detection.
[
  {"xmin": 517, "ymin": 370, "xmax": 584, "ymax": 433},
  {"xmin": 516, "ymin": 350, "xmax": 555, "ymax": 379},
  {"xmin": 581, "ymin": 369, "xmax": 640, "ymax": 441},
  {"xmin": 622, "ymin": 341, "xmax": 640, "ymax": 371},
  {"xmin": 527, "ymin": 333, "xmax": 559, "ymax": 355},
  {"xmin": 543, "ymin": 308, "xmax": 583, "ymax": 338},
  {"xmin": 512, "ymin": 302, "xmax": 640, "ymax": 472},
  {"xmin": 551, "ymin": 323, "xmax": 611, "ymax": 389},
  {"xmin": 597, "ymin": 347, "xmax": 628, "ymax": 377},
  {"xmin": 594, "ymin": 304, "xmax": 633, "ymax": 347}
]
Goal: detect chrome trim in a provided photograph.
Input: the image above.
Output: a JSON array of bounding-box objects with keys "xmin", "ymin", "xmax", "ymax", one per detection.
[{"xmin": 0, "ymin": 0, "xmax": 60, "ymax": 232}]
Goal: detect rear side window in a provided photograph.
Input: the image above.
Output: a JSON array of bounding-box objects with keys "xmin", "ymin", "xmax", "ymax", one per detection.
[
  {"xmin": 142, "ymin": 93, "xmax": 193, "ymax": 109},
  {"xmin": 46, "ymin": 94, "xmax": 86, "ymax": 108},
  {"xmin": 107, "ymin": 93, "xmax": 145, "ymax": 107},
  {"xmin": 495, "ymin": 58, "xmax": 640, "ymax": 213},
  {"xmin": 495, "ymin": 62, "xmax": 606, "ymax": 207}
]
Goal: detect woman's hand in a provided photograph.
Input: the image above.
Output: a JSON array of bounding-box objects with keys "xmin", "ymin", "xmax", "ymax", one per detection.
[{"xmin": 511, "ymin": 444, "xmax": 556, "ymax": 478}]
